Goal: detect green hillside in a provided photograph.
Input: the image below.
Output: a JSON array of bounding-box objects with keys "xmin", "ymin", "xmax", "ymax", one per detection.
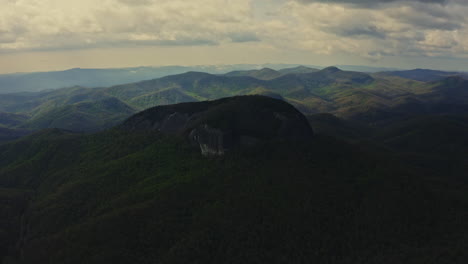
[
  {"xmin": 22, "ymin": 97, "xmax": 136, "ymax": 132},
  {"xmin": 0, "ymin": 66, "xmax": 467, "ymax": 138},
  {"xmin": 224, "ymin": 68, "xmax": 283, "ymax": 80},
  {"xmin": 128, "ymin": 88, "xmax": 199, "ymax": 109},
  {"xmin": 306, "ymin": 113, "xmax": 371, "ymax": 141},
  {"xmin": 0, "ymin": 127, "xmax": 31, "ymax": 144},
  {"xmin": 0, "ymin": 113, "xmax": 29, "ymax": 128},
  {"xmin": 278, "ymin": 65, "xmax": 319, "ymax": 75},
  {"xmin": 0, "ymin": 98, "xmax": 466, "ymax": 263},
  {"xmin": 382, "ymin": 69, "xmax": 464, "ymax": 82}
]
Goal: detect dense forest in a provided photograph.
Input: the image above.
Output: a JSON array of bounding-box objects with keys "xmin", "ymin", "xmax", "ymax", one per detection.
[{"xmin": 0, "ymin": 67, "xmax": 467, "ymax": 263}]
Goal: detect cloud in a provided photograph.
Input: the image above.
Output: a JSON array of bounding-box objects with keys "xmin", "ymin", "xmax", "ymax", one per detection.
[
  {"xmin": 1, "ymin": 0, "xmax": 468, "ymax": 65},
  {"xmin": 264, "ymin": 0, "xmax": 468, "ymax": 59},
  {"xmin": 333, "ymin": 25, "xmax": 386, "ymax": 39},
  {"xmin": 0, "ymin": 0, "xmax": 259, "ymax": 52},
  {"xmin": 228, "ymin": 32, "xmax": 260, "ymax": 43},
  {"xmin": 116, "ymin": 0, "xmax": 152, "ymax": 5},
  {"xmin": 294, "ymin": 0, "xmax": 466, "ymax": 8}
]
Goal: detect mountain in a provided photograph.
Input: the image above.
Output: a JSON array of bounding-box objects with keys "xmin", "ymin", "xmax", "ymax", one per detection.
[
  {"xmin": 0, "ymin": 96, "xmax": 467, "ymax": 263},
  {"xmin": 0, "ymin": 112, "xmax": 31, "ymax": 143},
  {"xmin": 91, "ymin": 67, "xmax": 371, "ymax": 113},
  {"xmin": 0, "ymin": 127, "xmax": 31, "ymax": 144},
  {"xmin": 0, "ymin": 64, "xmax": 321, "ymax": 94},
  {"xmin": 382, "ymin": 68, "xmax": 467, "ymax": 82},
  {"xmin": 0, "ymin": 67, "xmax": 169, "ymax": 93},
  {"xmin": 127, "ymin": 88, "xmax": 199, "ymax": 110},
  {"xmin": 223, "ymin": 66, "xmax": 320, "ymax": 80},
  {"xmin": 425, "ymin": 76, "xmax": 468, "ymax": 100},
  {"xmin": 376, "ymin": 114, "xmax": 468, "ymax": 155},
  {"xmin": 224, "ymin": 68, "xmax": 282, "ymax": 80},
  {"xmin": 105, "ymin": 72, "xmax": 266, "ymax": 108},
  {"xmin": 0, "ymin": 87, "xmax": 136, "ymax": 132},
  {"xmin": 1, "ymin": 64, "xmax": 410, "ymax": 94},
  {"xmin": 0, "ymin": 66, "xmax": 239, "ymax": 94},
  {"xmin": 0, "ymin": 112, "xmax": 29, "ymax": 128},
  {"xmin": 106, "ymin": 66, "xmax": 376, "ymax": 112},
  {"xmin": 0, "ymin": 86, "xmax": 110, "ymax": 114},
  {"xmin": 277, "ymin": 65, "xmax": 319, "ymax": 75},
  {"xmin": 1, "ymin": 62, "xmax": 468, "ymax": 263},
  {"xmin": 22, "ymin": 97, "xmax": 136, "ymax": 132},
  {"xmin": 2, "ymin": 66, "xmax": 468, "ymax": 140},
  {"xmin": 121, "ymin": 96, "xmax": 313, "ymax": 155},
  {"xmin": 306, "ymin": 113, "xmax": 371, "ymax": 141},
  {"xmin": 338, "ymin": 65, "xmax": 401, "ymax": 72}
]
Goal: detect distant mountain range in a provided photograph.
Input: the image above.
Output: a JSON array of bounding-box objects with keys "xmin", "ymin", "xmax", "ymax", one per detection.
[
  {"xmin": 0, "ymin": 65, "xmax": 467, "ymax": 136},
  {"xmin": 0, "ymin": 64, "xmax": 410, "ymax": 94},
  {"xmin": 378, "ymin": 68, "xmax": 468, "ymax": 82},
  {"xmin": 1, "ymin": 61, "xmax": 468, "ymax": 263}
]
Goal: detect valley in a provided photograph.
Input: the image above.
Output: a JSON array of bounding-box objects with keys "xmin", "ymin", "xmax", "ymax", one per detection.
[
  {"xmin": 1, "ymin": 66, "xmax": 467, "ymax": 134},
  {"xmin": 0, "ymin": 66, "xmax": 467, "ymax": 263}
]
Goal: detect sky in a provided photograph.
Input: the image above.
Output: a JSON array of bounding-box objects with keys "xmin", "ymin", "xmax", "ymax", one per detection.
[{"xmin": 1, "ymin": 0, "xmax": 468, "ymax": 74}]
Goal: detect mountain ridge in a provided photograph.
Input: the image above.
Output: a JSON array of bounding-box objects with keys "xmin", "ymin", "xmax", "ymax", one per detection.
[
  {"xmin": 0, "ymin": 96, "xmax": 466, "ymax": 263},
  {"xmin": 121, "ymin": 95, "xmax": 313, "ymax": 155},
  {"xmin": 1, "ymin": 66, "xmax": 468, "ymax": 135}
]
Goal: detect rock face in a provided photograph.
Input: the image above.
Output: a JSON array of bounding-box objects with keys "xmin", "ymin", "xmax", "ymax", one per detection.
[
  {"xmin": 189, "ymin": 124, "xmax": 227, "ymax": 156},
  {"xmin": 121, "ymin": 95, "xmax": 314, "ymax": 156}
]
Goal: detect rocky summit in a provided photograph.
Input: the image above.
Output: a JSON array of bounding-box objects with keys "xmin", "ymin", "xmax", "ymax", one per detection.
[{"xmin": 121, "ymin": 95, "xmax": 314, "ymax": 155}]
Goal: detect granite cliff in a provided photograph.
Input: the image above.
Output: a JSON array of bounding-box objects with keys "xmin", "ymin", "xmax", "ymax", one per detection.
[{"xmin": 121, "ymin": 95, "xmax": 314, "ymax": 155}]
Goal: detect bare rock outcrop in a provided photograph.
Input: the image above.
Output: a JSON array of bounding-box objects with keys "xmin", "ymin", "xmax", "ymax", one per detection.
[{"xmin": 121, "ymin": 96, "xmax": 314, "ymax": 156}]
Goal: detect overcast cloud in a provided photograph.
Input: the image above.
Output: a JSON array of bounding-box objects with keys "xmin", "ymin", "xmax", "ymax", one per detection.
[
  {"xmin": 0, "ymin": 0, "xmax": 258, "ymax": 51},
  {"xmin": 295, "ymin": 0, "xmax": 466, "ymax": 7},
  {"xmin": 1, "ymin": 0, "xmax": 468, "ymax": 72}
]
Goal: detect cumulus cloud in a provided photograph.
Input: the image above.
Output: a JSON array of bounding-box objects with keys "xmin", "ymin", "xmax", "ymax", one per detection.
[
  {"xmin": 294, "ymin": 0, "xmax": 465, "ymax": 8},
  {"xmin": 1, "ymin": 0, "xmax": 468, "ymax": 63},
  {"xmin": 264, "ymin": 0, "xmax": 468, "ymax": 59},
  {"xmin": 0, "ymin": 0, "xmax": 259, "ymax": 52}
]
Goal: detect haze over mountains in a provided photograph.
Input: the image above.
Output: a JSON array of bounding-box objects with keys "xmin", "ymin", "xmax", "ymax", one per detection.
[
  {"xmin": 0, "ymin": 65, "xmax": 467, "ymax": 138},
  {"xmin": 0, "ymin": 64, "xmax": 404, "ymax": 94},
  {"xmin": 3, "ymin": 0, "xmax": 468, "ymax": 261},
  {"xmin": 0, "ymin": 63, "xmax": 468, "ymax": 263}
]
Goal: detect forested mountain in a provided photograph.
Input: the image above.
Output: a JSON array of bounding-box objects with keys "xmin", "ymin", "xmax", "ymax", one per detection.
[
  {"xmin": 1, "ymin": 66, "xmax": 467, "ymax": 133},
  {"xmin": 3, "ymin": 0, "xmax": 468, "ymax": 259},
  {"xmin": 0, "ymin": 95, "xmax": 467, "ymax": 263},
  {"xmin": 2, "ymin": 64, "xmax": 408, "ymax": 94},
  {"xmin": 381, "ymin": 68, "xmax": 468, "ymax": 82},
  {"xmin": 0, "ymin": 64, "xmax": 467, "ymax": 262},
  {"xmin": 0, "ymin": 64, "xmax": 323, "ymax": 94}
]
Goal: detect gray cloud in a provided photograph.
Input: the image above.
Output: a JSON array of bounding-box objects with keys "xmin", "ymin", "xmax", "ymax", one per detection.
[
  {"xmin": 330, "ymin": 25, "xmax": 386, "ymax": 39},
  {"xmin": 275, "ymin": 0, "xmax": 468, "ymax": 60},
  {"xmin": 0, "ymin": 0, "xmax": 259, "ymax": 52},
  {"xmin": 294, "ymin": 0, "xmax": 465, "ymax": 8},
  {"xmin": 228, "ymin": 32, "xmax": 260, "ymax": 43},
  {"xmin": 396, "ymin": 14, "xmax": 461, "ymax": 30},
  {"xmin": 322, "ymin": 21, "xmax": 387, "ymax": 39},
  {"xmin": 117, "ymin": 0, "xmax": 152, "ymax": 5},
  {"xmin": 1, "ymin": 0, "xmax": 468, "ymax": 68}
]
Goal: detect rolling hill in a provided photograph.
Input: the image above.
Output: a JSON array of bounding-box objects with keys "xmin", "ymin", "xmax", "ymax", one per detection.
[
  {"xmin": 0, "ymin": 64, "xmax": 322, "ymax": 94},
  {"xmin": 1, "ymin": 66, "xmax": 468, "ymax": 138},
  {"xmin": 0, "ymin": 127, "xmax": 31, "ymax": 144},
  {"xmin": 21, "ymin": 97, "xmax": 136, "ymax": 132},
  {"xmin": 278, "ymin": 65, "xmax": 319, "ymax": 75},
  {"xmin": 0, "ymin": 96, "xmax": 467, "ymax": 263},
  {"xmin": 224, "ymin": 68, "xmax": 283, "ymax": 80},
  {"xmin": 382, "ymin": 68, "xmax": 465, "ymax": 82},
  {"xmin": 0, "ymin": 112, "xmax": 29, "ymax": 128}
]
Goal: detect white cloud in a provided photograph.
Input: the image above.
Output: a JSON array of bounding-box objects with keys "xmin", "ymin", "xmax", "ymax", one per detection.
[
  {"xmin": 0, "ymin": 0, "xmax": 258, "ymax": 52},
  {"xmin": 1, "ymin": 0, "xmax": 468, "ymax": 68},
  {"xmin": 258, "ymin": 0, "xmax": 468, "ymax": 59}
]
